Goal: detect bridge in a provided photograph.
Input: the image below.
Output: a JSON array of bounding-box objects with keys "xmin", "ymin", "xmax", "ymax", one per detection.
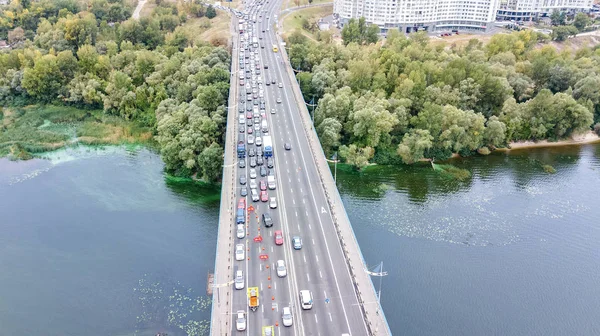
[{"xmin": 210, "ymin": 0, "xmax": 391, "ymax": 334}]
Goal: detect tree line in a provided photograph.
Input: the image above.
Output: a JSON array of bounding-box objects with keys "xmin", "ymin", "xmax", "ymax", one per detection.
[
  {"xmin": 286, "ymin": 28, "xmax": 599, "ymax": 168},
  {"xmin": 0, "ymin": 0, "xmax": 230, "ymax": 181}
]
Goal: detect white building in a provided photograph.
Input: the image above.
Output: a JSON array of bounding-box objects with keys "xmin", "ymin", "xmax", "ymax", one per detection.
[
  {"xmin": 334, "ymin": 0, "xmax": 502, "ymax": 33},
  {"xmin": 496, "ymin": 0, "xmax": 594, "ymax": 22}
]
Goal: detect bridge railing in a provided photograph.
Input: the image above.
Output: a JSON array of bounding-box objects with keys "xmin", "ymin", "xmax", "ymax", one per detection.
[{"xmin": 278, "ymin": 34, "xmax": 392, "ymax": 336}]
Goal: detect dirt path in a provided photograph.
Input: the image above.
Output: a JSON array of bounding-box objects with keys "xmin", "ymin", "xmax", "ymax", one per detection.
[{"xmin": 132, "ymin": 0, "xmax": 146, "ymax": 20}]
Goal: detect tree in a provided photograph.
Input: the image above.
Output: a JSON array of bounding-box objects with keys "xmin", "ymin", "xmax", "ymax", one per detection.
[
  {"xmin": 205, "ymin": 5, "xmax": 216, "ymax": 19},
  {"xmin": 573, "ymin": 12, "xmax": 591, "ymax": 31},
  {"xmin": 22, "ymin": 54, "xmax": 63, "ymax": 101},
  {"xmin": 552, "ymin": 25, "xmax": 578, "ymax": 41},
  {"xmin": 550, "ymin": 10, "xmax": 566, "ymax": 26},
  {"xmin": 339, "ymin": 144, "xmax": 374, "ymax": 170},
  {"xmin": 483, "ymin": 116, "xmax": 507, "ymax": 148},
  {"xmin": 397, "ymin": 129, "xmax": 433, "ymax": 164},
  {"xmin": 197, "ymin": 142, "xmax": 223, "ymax": 182},
  {"xmin": 7, "ymin": 27, "xmax": 25, "ymax": 44},
  {"xmin": 316, "ymin": 117, "xmax": 342, "ymax": 154}
]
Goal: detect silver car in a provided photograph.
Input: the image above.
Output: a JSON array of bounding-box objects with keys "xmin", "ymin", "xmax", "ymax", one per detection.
[
  {"xmin": 250, "ymin": 178, "xmax": 257, "ymax": 189},
  {"xmin": 236, "ymin": 310, "xmax": 247, "ymax": 331},
  {"xmin": 237, "ymin": 224, "xmax": 245, "ymax": 239},
  {"xmin": 250, "ymin": 168, "xmax": 257, "ymax": 179},
  {"xmin": 235, "ymin": 269, "xmax": 244, "ymax": 290},
  {"xmin": 282, "ymin": 306, "xmax": 293, "ymax": 327},
  {"xmin": 276, "ymin": 259, "xmax": 287, "ymax": 277},
  {"xmin": 235, "ymin": 244, "xmax": 245, "ymax": 261}
]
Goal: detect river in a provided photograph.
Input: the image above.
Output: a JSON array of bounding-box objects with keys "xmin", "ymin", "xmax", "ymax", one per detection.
[{"xmin": 0, "ymin": 144, "xmax": 599, "ymax": 335}]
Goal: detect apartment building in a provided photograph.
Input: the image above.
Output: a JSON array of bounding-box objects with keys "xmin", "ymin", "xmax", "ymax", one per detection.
[
  {"xmin": 334, "ymin": 0, "xmax": 502, "ymax": 33},
  {"xmin": 496, "ymin": 0, "xmax": 594, "ymax": 22}
]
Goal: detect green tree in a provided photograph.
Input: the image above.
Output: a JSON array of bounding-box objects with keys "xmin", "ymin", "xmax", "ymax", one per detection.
[
  {"xmin": 205, "ymin": 5, "xmax": 217, "ymax": 19},
  {"xmin": 22, "ymin": 54, "xmax": 63, "ymax": 101},
  {"xmin": 483, "ymin": 116, "xmax": 507, "ymax": 148},
  {"xmin": 397, "ymin": 129, "xmax": 433, "ymax": 164},
  {"xmin": 552, "ymin": 25, "xmax": 578, "ymax": 41},
  {"xmin": 339, "ymin": 144, "xmax": 374, "ymax": 170},
  {"xmin": 550, "ymin": 10, "xmax": 566, "ymax": 26},
  {"xmin": 316, "ymin": 117, "xmax": 342, "ymax": 154},
  {"xmin": 197, "ymin": 142, "xmax": 223, "ymax": 182},
  {"xmin": 573, "ymin": 12, "xmax": 591, "ymax": 31}
]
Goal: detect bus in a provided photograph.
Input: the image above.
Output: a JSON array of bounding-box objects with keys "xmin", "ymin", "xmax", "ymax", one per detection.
[
  {"xmin": 252, "ymin": 37, "xmax": 258, "ymax": 48},
  {"xmin": 272, "ymin": 44, "xmax": 278, "ymax": 52}
]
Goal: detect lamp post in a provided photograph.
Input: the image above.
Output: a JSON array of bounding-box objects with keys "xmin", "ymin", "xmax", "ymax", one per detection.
[{"xmin": 325, "ymin": 151, "xmax": 339, "ymax": 184}]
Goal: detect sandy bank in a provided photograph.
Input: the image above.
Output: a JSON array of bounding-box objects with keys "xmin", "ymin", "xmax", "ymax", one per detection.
[{"xmin": 499, "ymin": 131, "xmax": 600, "ymax": 151}]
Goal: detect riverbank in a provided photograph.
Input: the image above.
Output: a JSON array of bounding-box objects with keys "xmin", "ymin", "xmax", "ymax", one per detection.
[
  {"xmin": 502, "ymin": 131, "xmax": 600, "ymax": 151},
  {"xmin": 0, "ymin": 105, "xmax": 153, "ymax": 160}
]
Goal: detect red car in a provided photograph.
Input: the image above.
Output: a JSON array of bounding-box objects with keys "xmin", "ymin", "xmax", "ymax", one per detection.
[
  {"xmin": 238, "ymin": 198, "xmax": 246, "ymax": 209},
  {"xmin": 274, "ymin": 230, "xmax": 283, "ymax": 245},
  {"xmin": 260, "ymin": 180, "xmax": 267, "ymax": 191},
  {"xmin": 247, "ymin": 127, "xmax": 253, "ymax": 134},
  {"xmin": 260, "ymin": 190, "xmax": 268, "ymax": 202},
  {"xmin": 246, "ymin": 111, "xmax": 252, "ymax": 119}
]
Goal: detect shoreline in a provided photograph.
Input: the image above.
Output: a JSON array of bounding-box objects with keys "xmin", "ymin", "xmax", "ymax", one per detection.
[{"xmin": 499, "ymin": 131, "xmax": 600, "ymax": 151}]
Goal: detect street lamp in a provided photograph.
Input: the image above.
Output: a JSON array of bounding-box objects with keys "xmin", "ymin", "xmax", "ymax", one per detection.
[{"xmin": 325, "ymin": 151, "xmax": 339, "ymax": 184}]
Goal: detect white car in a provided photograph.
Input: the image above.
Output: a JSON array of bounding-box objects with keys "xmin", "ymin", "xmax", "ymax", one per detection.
[
  {"xmin": 269, "ymin": 197, "xmax": 277, "ymax": 209},
  {"xmin": 235, "ymin": 244, "xmax": 245, "ymax": 261},
  {"xmin": 256, "ymin": 137, "xmax": 262, "ymax": 146},
  {"xmin": 237, "ymin": 224, "xmax": 245, "ymax": 239},
  {"xmin": 248, "ymin": 134, "xmax": 255, "ymax": 144},
  {"xmin": 270, "ymin": 108, "xmax": 276, "ymax": 114},
  {"xmin": 235, "ymin": 270, "xmax": 245, "ymax": 290},
  {"xmin": 250, "ymin": 168, "xmax": 257, "ymax": 179},
  {"xmin": 276, "ymin": 260, "xmax": 287, "ymax": 277},
  {"xmin": 282, "ymin": 306, "xmax": 293, "ymax": 326},
  {"xmin": 278, "ymin": 82, "xmax": 283, "ymax": 88},
  {"xmin": 249, "ymin": 178, "xmax": 257, "ymax": 189},
  {"xmin": 236, "ymin": 310, "xmax": 247, "ymax": 331}
]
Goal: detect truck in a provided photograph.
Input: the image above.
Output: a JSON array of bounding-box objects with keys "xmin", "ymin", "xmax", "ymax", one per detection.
[
  {"xmin": 248, "ymin": 287, "xmax": 259, "ymax": 311},
  {"xmin": 237, "ymin": 140, "xmax": 246, "ymax": 158},
  {"xmin": 263, "ymin": 136, "xmax": 273, "ymax": 157},
  {"xmin": 267, "ymin": 175, "xmax": 276, "ymax": 190}
]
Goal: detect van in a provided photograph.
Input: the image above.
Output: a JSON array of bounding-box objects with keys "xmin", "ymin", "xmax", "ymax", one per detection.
[{"xmin": 299, "ymin": 290, "xmax": 313, "ymax": 309}]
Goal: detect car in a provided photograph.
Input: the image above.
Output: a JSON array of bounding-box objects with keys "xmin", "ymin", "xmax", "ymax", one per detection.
[
  {"xmin": 256, "ymin": 148, "xmax": 263, "ymax": 157},
  {"xmin": 264, "ymin": 64, "xmax": 268, "ymax": 69},
  {"xmin": 292, "ymin": 236, "xmax": 302, "ymax": 250},
  {"xmin": 256, "ymin": 137, "xmax": 262, "ymax": 146},
  {"xmin": 260, "ymin": 180, "xmax": 267, "ymax": 191},
  {"xmin": 249, "ymin": 168, "xmax": 257, "ymax": 179},
  {"xmin": 254, "ymin": 116, "xmax": 260, "ymax": 124},
  {"xmin": 262, "ymin": 213, "xmax": 273, "ymax": 227},
  {"xmin": 238, "ymin": 105, "xmax": 244, "ymax": 113},
  {"xmin": 235, "ymin": 244, "xmax": 245, "ymax": 261},
  {"xmin": 260, "ymin": 166, "xmax": 267, "ymax": 176},
  {"xmin": 274, "ymin": 230, "xmax": 283, "ymax": 245},
  {"xmin": 284, "ymin": 143, "xmax": 291, "ymax": 150},
  {"xmin": 276, "ymin": 259, "xmax": 287, "ymax": 277},
  {"xmin": 270, "ymin": 108, "xmax": 276, "ymax": 114},
  {"xmin": 240, "ymin": 187, "xmax": 247, "ymax": 196},
  {"xmin": 260, "ymin": 190, "xmax": 268, "ymax": 202},
  {"xmin": 282, "ymin": 306, "xmax": 293, "ymax": 326},
  {"xmin": 239, "ymin": 175, "xmax": 247, "ymax": 185},
  {"xmin": 251, "ymin": 188, "xmax": 259, "ymax": 202},
  {"xmin": 278, "ymin": 82, "xmax": 283, "ymax": 88},
  {"xmin": 265, "ymin": 81, "xmax": 270, "ymax": 86},
  {"xmin": 267, "ymin": 158, "xmax": 274, "ymax": 168},
  {"xmin": 248, "ymin": 148, "xmax": 256, "ymax": 157},
  {"xmin": 270, "ymin": 197, "xmax": 277, "ymax": 209},
  {"xmin": 236, "ymin": 310, "xmax": 247, "ymax": 331},
  {"xmin": 239, "ymin": 159, "xmax": 246, "ymax": 168},
  {"xmin": 237, "ymin": 224, "xmax": 245, "ymax": 239},
  {"xmin": 261, "ymin": 44, "xmax": 265, "ymax": 49},
  {"xmin": 271, "ymin": 79, "xmax": 276, "ymax": 84},
  {"xmin": 276, "ymin": 97, "xmax": 282, "ymax": 104},
  {"xmin": 260, "ymin": 102, "xmax": 266, "ymax": 109},
  {"xmin": 238, "ymin": 197, "xmax": 246, "ymax": 209},
  {"xmin": 249, "ymin": 178, "xmax": 257, "ymax": 189},
  {"xmin": 239, "ymin": 124, "xmax": 245, "ymax": 133},
  {"xmin": 234, "ymin": 269, "xmax": 244, "ymax": 289},
  {"xmin": 261, "ymin": 110, "xmax": 266, "ymax": 118},
  {"xmin": 247, "ymin": 127, "xmax": 253, "ymax": 134},
  {"xmin": 250, "ymin": 157, "xmax": 257, "ymax": 167},
  {"xmin": 248, "ymin": 134, "xmax": 255, "ymax": 144},
  {"xmin": 254, "ymin": 123, "xmax": 260, "ymax": 132},
  {"xmin": 256, "ymin": 155, "xmax": 264, "ymax": 166},
  {"xmin": 268, "ymin": 169, "xmax": 275, "ymax": 176}
]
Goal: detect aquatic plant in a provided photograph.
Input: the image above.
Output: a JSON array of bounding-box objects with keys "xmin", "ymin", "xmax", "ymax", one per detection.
[
  {"xmin": 543, "ymin": 164, "xmax": 557, "ymax": 174},
  {"xmin": 431, "ymin": 162, "xmax": 472, "ymax": 181}
]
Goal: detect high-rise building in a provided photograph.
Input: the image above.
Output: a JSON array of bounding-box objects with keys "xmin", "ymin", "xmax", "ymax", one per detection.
[
  {"xmin": 496, "ymin": 0, "xmax": 593, "ymax": 22},
  {"xmin": 334, "ymin": 0, "xmax": 502, "ymax": 33}
]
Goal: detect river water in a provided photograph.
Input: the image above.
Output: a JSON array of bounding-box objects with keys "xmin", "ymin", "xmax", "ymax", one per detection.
[{"xmin": 0, "ymin": 144, "xmax": 599, "ymax": 335}]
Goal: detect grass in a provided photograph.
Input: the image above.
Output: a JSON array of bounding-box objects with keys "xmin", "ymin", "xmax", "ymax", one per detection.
[
  {"xmin": 0, "ymin": 105, "xmax": 153, "ymax": 160},
  {"xmin": 281, "ymin": 4, "xmax": 333, "ymax": 40},
  {"xmin": 282, "ymin": 0, "xmax": 332, "ymax": 10}
]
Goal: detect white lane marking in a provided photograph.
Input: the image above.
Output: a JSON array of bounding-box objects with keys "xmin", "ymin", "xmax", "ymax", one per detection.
[
  {"xmin": 320, "ymin": 271, "xmax": 323, "ymax": 278},
  {"xmin": 262, "ymin": 304, "xmax": 265, "ymax": 313},
  {"xmin": 261, "ymin": 283, "xmax": 263, "ymax": 291},
  {"xmin": 315, "ymin": 315, "xmax": 318, "ymax": 324},
  {"xmin": 324, "ymin": 290, "xmax": 327, "ymax": 299},
  {"xmin": 316, "ymin": 255, "xmax": 318, "ymax": 262},
  {"xmin": 305, "ymin": 211, "xmax": 308, "ymax": 217},
  {"xmin": 312, "ymin": 239, "xmax": 315, "ymax": 245},
  {"xmin": 300, "ymin": 188, "xmax": 303, "ymax": 193},
  {"xmin": 303, "ymin": 255, "xmax": 306, "ymax": 263},
  {"xmin": 321, "ymin": 207, "xmax": 327, "ymax": 213},
  {"xmin": 260, "ymin": 264, "xmax": 263, "ymax": 271},
  {"xmin": 288, "ymin": 178, "xmax": 291, "ymax": 183},
  {"xmin": 274, "ymin": 282, "xmax": 277, "ymax": 289},
  {"xmin": 286, "ymin": 160, "xmax": 288, "ymax": 164},
  {"xmin": 308, "ymin": 223, "xmax": 311, "ymax": 230},
  {"xmin": 307, "ymin": 273, "xmax": 310, "ymax": 282},
  {"xmin": 295, "ymin": 211, "xmax": 298, "ymax": 217},
  {"xmin": 287, "ymin": 168, "xmax": 289, "ymax": 173},
  {"xmin": 329, "ymin": 313, "xmax": 333, "ymax": 322},
  {"xmin": 302, "ymin": 199, "xmax": 305, "ymax": 204},
  {"xmin": 271, "ymin": 246, "xmax": 273, "ymax": 252},
  {"xmin": 290, "ymin": 188, "xmax": 293, "ymax": 193},
  {"xmin": 293, "ymin": 199, "xmax": 295, "ymax": 205}
]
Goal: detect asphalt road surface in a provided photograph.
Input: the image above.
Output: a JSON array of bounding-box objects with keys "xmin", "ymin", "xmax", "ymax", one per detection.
[{"xmin": 229, "ymin": 1, "xmax": 369, "ymax": 335}]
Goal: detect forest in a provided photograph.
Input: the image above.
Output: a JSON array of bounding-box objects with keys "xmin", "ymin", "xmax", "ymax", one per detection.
[
  {"xmin": 0, "ymin": 0, "xmax": 230, "ymax": 182},
  {"xmin": 287, "ymin": 27, "xmax": 600, "ymax": 167}
]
